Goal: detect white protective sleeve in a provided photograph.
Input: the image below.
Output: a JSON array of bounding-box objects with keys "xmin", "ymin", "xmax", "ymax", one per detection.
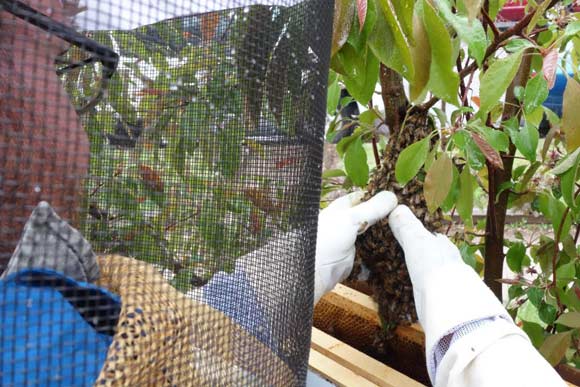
[{"xmin": 388, "ymin": 206, "xmax": 567, "ymax": 387}]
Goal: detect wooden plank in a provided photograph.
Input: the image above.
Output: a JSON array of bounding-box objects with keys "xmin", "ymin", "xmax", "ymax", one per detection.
[
  {"xmin": 311, "ymin": 328, "xmax": 425, "ymax": 387},
  {"xmin": 309, "ymin": 349, "xmax": 378, "ymax": 387}
]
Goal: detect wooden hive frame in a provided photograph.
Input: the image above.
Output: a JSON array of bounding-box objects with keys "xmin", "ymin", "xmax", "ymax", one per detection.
[{"xmin": 312, "ymin": 284, "xmax": 579, "ymax": 387}]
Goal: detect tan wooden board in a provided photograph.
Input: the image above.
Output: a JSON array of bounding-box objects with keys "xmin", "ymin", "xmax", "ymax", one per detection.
[
  {"xmin": 311, "ymin": 327, "xmax": 425, "ymax": 387},
  {"xmin": 315, "ymin": 284, "xmax": 579, "ymax": 387}
]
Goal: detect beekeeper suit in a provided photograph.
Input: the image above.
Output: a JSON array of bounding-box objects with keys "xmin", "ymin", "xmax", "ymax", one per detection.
[{"xmin": 75, "ymin": 1, "xmax": 564, "ymax": 386}]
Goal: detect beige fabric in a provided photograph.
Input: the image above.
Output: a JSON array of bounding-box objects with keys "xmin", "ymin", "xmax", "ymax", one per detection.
[{"xmin": 95, "ymin": 255, "xmax": 294, "ymax": 386}]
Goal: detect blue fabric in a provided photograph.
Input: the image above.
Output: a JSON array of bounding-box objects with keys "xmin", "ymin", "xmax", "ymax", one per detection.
[
  {"xmin": 203, "ymin": 270, "xmax": 272, "ymax": 347},
  {"xmin": 0, "ymin": 269, "xmax": 120, "ymax": 387}
]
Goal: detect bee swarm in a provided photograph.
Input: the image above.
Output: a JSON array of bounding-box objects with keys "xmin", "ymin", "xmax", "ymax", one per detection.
[{"xmin": 349, "ymin": 112, "xmax": 443, "ymax": 343}]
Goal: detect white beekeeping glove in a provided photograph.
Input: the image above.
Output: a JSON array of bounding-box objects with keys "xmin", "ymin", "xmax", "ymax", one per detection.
[{"xmin": 314, "ymin": 191, "xmax": 397, "ymax": 305}]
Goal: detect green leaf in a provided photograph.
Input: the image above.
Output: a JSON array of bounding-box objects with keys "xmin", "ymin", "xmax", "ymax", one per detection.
[
  {"xmin": 539, "ymin": 303, "xmax": 558, "ymax": 325},
  {"xmin": 409, "ymin": 5, "xmax": 431, "ymax": 102},
  {"xmin": 479, "ymin": 51, "xmax": 524, "ymax": 115},
  {"xmin": 436, "ymin": 0, "xmax": 487, "ymax": 66},
  {"xmin": 345, "ymin": 137, "xmax": 369, "ymax": 187},
  {"xmin": 395, "ymin": 138, "xmax": 430, "ymax": 185},
  {"xmin": 469, "ymin": 119, "xmax": 509, "ymax": 152},
  {"xmin": 453, "ymin": 130, "xmax": 486, "ymax": 170},
  {"xmin": 528, "ymin": 287, "xmax": 544, "ymax": 308},
  {"xmin": 457, "ymin": 166, "xmax": 474, "ymax": 225},
  {"xmin": 505, "ymin": 38, "xmax": 536, "ymax": 53},
  {"xmin": 556, "ymin": 312, "xmax": 580, "ymax": 329},
  {"xmin": 369, "ymin": 0, "xmax": 414, "ymax": 81},
  {"xmin": 506, "ymin": 242, "xmax": 526, "ymax": 273},
  {"xmin": 522, "ymin": 322, "xmax": 546, "ymax": 349},
  {"xmin": 562, "ymin": 77, "xmax": 580, "ymax": 151},
  {"xmin": 524, "ymin": 73, "xmax": 549, "ymax": 115},
  {"xmin": 421, "ymin": 0, "xmax": 460, "ymax": 105},
  {"xmin": 539, "ymin": 331, "xmax": 573, "ymax": 366},
  {"xmin": 424, "ymin": 152, "xmax": 454, "ymax": 212},
  {"xmin": 560, "ymin": 157, "xmax": 580, "ymax": 209},
  {"xmin": 332, "ymin": 0, "xmax": 356, "ymax": 57},
  {"xmin": 392, "ymin": 0, "xmax": 414, "ymax": 42},
  {"xmin": 518, "ymin": 300, "xmax": 545, "ymax": 327},
  {"xmin": 327, "ymin": 72, "xmax": 341, "ymax": 115},
  {"xmin": 565, "ymin": 21, "xmax": 580, "ymax": 39},
  {"xmin": 340, "ymin": 45, "xmax": 380, "ymax": 104},
  {"xmin": 505, "ymin": 122, "xmax": 539, "ymax": 162},
  {"xmin": 556, "ymin": 262, "xmax": 576, "ymax": 284},
  {"xmin": 552, "ymin": 148, "xmax": 580, "ymax": 175},
  {"xmin": 441, "ymin": 162, "xmax": 460, "ymax": 212},
  {"xmin": 322, "ymin": 169, "xmax": 347, "ymax": 178},
  {"xmin": 459, "ymin": 242, "xmax": 478, "ymax": 270},
  {"xmin": 538, "ymin": 193, "xmax": 572, "ymax": 237}
]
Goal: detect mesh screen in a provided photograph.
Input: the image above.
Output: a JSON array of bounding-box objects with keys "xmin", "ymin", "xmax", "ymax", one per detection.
[{"xmin": 0, "ymin": 0, "xmax": 333, "ymax": 385}]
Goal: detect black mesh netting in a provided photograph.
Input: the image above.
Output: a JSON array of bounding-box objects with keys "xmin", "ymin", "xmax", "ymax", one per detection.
[{"xmin": 0, "ymin": 0, "xmax": 333, "ymax": 385}]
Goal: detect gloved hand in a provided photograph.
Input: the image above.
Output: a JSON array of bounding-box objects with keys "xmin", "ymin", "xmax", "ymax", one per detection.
[
  {"xmin": 314, "ymin": 191, "xmax": 397, "ymax": 304},
  {"xmin": 388, "ymin": 205, "xmax": 520, "ymax": 381}
]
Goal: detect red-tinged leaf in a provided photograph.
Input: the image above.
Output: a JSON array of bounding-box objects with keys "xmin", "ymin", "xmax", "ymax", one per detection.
[
  {"xmin": 471, "ymin": 96, "xmax": 480, "ymax": 107},
  {"xmin": 497, "ymin": 278, "xmax": 522, "ymax": 285},
  {"xmin": 575, "ymin": 286, "xmax": 580, "ymax": 300},
  {"xmin": 275, "ymin": 157, "xmax": 299, "ymax": 169},
  {"xmin": 201, "ymin": 12, "xmax": 220, "ymax": 43},
  {"xmin": 471, "ymin": 132, "xmax": 504, "ymax": 170},
  {"xmin": 543, "ymin": 49, "xmax": 558, "ymax": 90},
  {"xmin": 357, "ymin": 0, "xmax": 368, "ymax": 32},
  {"xmin": 139, "ymin": 164, "xmax": 164, "ymax": 192}
]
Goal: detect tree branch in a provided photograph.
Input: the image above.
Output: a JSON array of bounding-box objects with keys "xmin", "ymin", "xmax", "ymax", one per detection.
[{"xmin": 418, "ymin": 0, "xmax": 560, "ymax": 112}]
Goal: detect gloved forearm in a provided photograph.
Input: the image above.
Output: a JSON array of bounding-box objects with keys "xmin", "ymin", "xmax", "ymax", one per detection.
[
  {"xmin": 440, "ymin": 326, "xmax": 566, "ymax": 387},
  {"xmin": 389, "ymin": 205, "xmax": 566, "ymax": 386}
]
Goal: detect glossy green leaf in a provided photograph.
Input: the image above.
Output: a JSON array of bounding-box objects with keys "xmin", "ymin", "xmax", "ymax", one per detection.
[
  {"xmin": 345, "ymin": 137, "xmax": 370, "ymax": 187},
  {"xmin": 422, "ymin": 0, "xmax": 460, "ymax": 105},
  {"xmin": 565, "ymin": 21, "xmax": 580, "ymax": 39},
  {"xmin": 424, "ymin": 152, "xmax": 454, "ymax": 212},
  {"xmin": 457, "ymin": 166, "xmax": 474, "ymax": 226},
  {"xmin": 551, "ymin": 148, "xmax": 580, "ymax": 175},
  {"xmin": 556, "ymin": 262, "xmax": 576, "ymax": 284},
  {"xmin": 522, "ymin": 322, "xmax": 546, "ymax": 349},
  {"xmin": 369, "ymin": 0, "xmax": 414, "ymax": 80},
  {"xmin": 505, "ymin": 38, "xmax": 536, "ymax": 53},
  {"xmin": 332, "ymin": 0, "xmax": 355, "ymax": 57},
  {"xmin": 436, "ymin": 0, "xmax": 487, "ymax": 66},
  {"xmin": 395, "ymin": 138, "xmax": 430, "ymax": 185},
  {"xmin": 524, "ymin": 73, "xmax": 549, "ymax": 114},
  {"xmin": 340, "ymin": 45, "xmax": 380, "ymax": 104},
  {"xmin": 409, "ymin": 4, "xmax": 431, "ymax": 102},
  {"xmin": 507, "ymin": 242, "xmax": 526, "ymax": 273},
  {"xmin": 538, "ymin": 193, "xmax": 572, "ymax": 237},
  {"xmin": 441, "ymin": 162, "xmax": 460, "ymax": 212},
  {"xmin": 479, "ymin": 51, "xmax": 524, "ymax": 115},
  {"xmin": 528, "ymin": 287, "xmax": 544, "ymax": 308},
  {"xmin": 327, "ymin": 72, "xmax": 341, "ymax": 115},
  {"xmin": 505, "ymin": 122, "xmax": 539, "ymax": 162},
  {"xmin": 559, "ymin": 157, "xmax": 580, "ymax": 209}
]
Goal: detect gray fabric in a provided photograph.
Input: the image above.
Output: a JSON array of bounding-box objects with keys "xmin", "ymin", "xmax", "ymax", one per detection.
[{"xmin": 1, "ymin": 201, "xmax": 99, "ymax": 282}]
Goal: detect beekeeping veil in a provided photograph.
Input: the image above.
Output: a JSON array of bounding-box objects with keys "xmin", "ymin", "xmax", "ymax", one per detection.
[{"xmin": 0, "ymin": 0, "xmax": 333, "ymax": 385}]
